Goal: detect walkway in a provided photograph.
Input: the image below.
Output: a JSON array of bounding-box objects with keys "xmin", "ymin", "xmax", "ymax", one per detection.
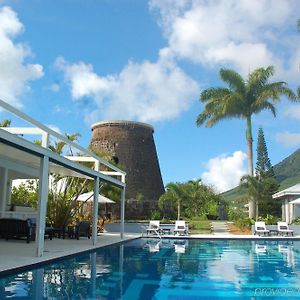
[{"xmin": 211, "ymin": 221, "xmax": 231, "ymax": 235}]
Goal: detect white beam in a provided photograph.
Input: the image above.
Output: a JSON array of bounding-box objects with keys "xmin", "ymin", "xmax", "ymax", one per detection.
[
  {"xmin": 0, "ymin": 156, "xmax": 39, "ymax": 178},
  {"xmin": 36, "ymin": 156, "xmax": 49, "ymax": 257},
  {"xmin": 2, "ymin": 127, "xmax": 44, "ymax": 135}
]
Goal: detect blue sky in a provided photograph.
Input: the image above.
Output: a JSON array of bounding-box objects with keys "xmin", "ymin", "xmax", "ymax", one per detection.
[{"xmin": 0, "ymin": 0, "xmax": 299, "ymax": 192}]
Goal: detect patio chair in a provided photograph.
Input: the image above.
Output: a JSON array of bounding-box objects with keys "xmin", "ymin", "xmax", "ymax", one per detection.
[
  {"xmin": 75, "ymin": 221, "xmax": 91, "ymax": 240},
  {"xmin": 254, "ymin": 222, "xmax": 269, "ymax": 236},
  {"xmin": 277, "ymin": 222, "xmax": 293, "ymax": 236},
  {"xmin": 146, "ymin": 221, "xmax": 161, "ymax": 236},
  {"xmin": 174, "ymin": 220, "xmax": 188, "ymax": 236}
]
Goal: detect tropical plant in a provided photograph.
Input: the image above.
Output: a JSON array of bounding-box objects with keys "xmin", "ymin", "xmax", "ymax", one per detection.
[
  {"xmin": 196, "ymin": 66, "xmax": 296, "ymax": 217},
  {"xmin": 159, "ymin": 182, "xmax": 183, "ymax": 220},
  {"xmin": 11, "ymin": 182, "xmax": 38, "ymax": 208},
  {"xmin": 159, "ymin": 179, "xmax": 221, "ymax": 220},
  {"xmin": 0, "ymin": 119, "xmax": 11, "ymax": 127},
  {"xmin": 241, "ymin": 127, "xmax": 280, "ymax": 219}
]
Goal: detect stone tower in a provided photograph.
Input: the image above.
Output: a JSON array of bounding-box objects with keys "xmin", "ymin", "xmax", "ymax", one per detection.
[{"xmin": 90, "ymin": 120, "xmax": 165, "ymax": 202}]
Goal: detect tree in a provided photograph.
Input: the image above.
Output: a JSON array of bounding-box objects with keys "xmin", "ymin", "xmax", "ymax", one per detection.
[
  {"xmin": 196, "ymin": 66, "xmax": 296, "ymax": 217},
  {"xmin": 241, "ymin": 127, "xmax": 280, "ymax": 219},
  {"xmin": 256, "ymin": 127, "xmax": 274, "ymax": 178},
  {"xmin": 159, "ymin": 182, "xmax": 183, "ymax": 220},
  {"xmin": 159, "ymin": 180, "xmax": 221, "ymax": 220}
]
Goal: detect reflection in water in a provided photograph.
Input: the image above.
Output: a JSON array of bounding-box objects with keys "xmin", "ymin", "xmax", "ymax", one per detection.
[{"xmin": 0, "ymin": 239, "xmax": 300, "ymax": 299}]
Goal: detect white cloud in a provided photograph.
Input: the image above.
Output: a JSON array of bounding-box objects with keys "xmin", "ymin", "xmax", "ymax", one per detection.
[
  {"xmin": 283, "ymin": 105, "xmax": 300, "ymax": 121},
  {"xmin": 55, "ymin": 55, "xmax": 199, "ymax": 123},
  {"xmin": 49, "ymin": 83, "xmax": 60, "ymax": 92},
  {"xmin": 150, "ymin": 0, "xmax": 299, "ymax": 79},
  {"xmin": 275, "ymin": 131, "xmax": 300, "ymax": 148},
  {"xmin": 0, "ymin": 6, "xmax": 43, "ymax": 108},
  {"xmin": 201, "ymin": 151, "xmax": 247, "ymax": 193}
]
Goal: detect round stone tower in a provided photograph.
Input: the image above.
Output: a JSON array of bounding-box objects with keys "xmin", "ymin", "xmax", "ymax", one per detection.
[{"xmin": 90, "ymin": 120, "xmax": 165, "ymax": 202}]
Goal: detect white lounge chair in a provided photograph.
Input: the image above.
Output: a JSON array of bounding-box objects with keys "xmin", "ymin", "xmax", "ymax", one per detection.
[
  {"xmin": 277, "ymin": 222, "xmax": 293, "ymax": 236},
  {"xmin": 146, "ymin": 221, "xmax": 161, "ymax": 236},
  {"xmin": 174, "ymin": 221, "xmax": 188, "ymax": 236},
  {"xmin": 254, "ymin": 222, "xmax": 269, "ymax": 236}
]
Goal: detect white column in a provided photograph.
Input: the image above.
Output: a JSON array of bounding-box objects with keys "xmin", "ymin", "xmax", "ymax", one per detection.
[
  {"xmin": 285, "ymin": 200, "xmax": 290, "ymax": 224},
  {"xmin": 289, "ymin": 203, "xmax": 294, "ymax": 224},
  {"xmin": 41, "ymin": 132, "xmax": 49, "ymax": 148},
  {"xmin": 36, "ymin": 156, "xmax": 49, "ymax": 257},
  {"xmin": 0, "ymin": 168, "xmax": 8, "ymax": 211},
  {"xmin": 282, "ymin": 202, "xmax": 285, "ymax": 221},
  {"xmin": 120, "ymin": 174, "xmax": 126, "ymax": 239},
  {"xmin": 92, "ymin": 176, "xmax": 99, "ymax": 245}
]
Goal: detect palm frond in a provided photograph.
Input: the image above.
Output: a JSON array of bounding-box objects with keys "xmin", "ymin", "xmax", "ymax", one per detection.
[
  {"xmin": 247, "ymin": 66, "xmax": 275, "ymax": 93},
  {"xmin": 219, "ymin": 68, "xmax": 245, "ymax": 93},
  {"xmin": 200, "ymin": 88, "xmax": 230, "ymax": 102},
  {"xmin": 256, "ymin": 82, "xmax": 297, "ymax": 103},
  {"xmin": 252, "ymin": 101, "xmax": 276, "ymax": 117}
]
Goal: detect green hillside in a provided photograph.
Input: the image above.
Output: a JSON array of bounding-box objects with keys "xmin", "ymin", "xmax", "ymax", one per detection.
[{"xmin": 222, "ymin": 148, "xmax": 300, "ymax": 203}]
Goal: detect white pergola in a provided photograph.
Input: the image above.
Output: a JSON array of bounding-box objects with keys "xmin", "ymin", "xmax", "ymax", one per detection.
[{"xmin": 0, "ymin": 99, "xmax": 126, "ymax": 257}]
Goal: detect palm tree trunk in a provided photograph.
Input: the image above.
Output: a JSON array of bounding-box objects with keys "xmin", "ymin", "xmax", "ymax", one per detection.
[
  {"xmin": 177, "ymin": 200, "xmax": 180, "ymax": 220},
  {"xmin": 246, "ymin": 116, "xmax": 256, "ymax": 218}
]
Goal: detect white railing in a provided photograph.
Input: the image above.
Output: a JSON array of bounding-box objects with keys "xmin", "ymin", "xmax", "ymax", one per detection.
[{"xmin": 0, "ymin": 98, "xmax": 125, "ymax": 176}]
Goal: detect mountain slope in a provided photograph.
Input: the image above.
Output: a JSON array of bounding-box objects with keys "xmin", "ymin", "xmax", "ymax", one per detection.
[{"xmin": 222, "ymin": 148, "xmax": 300, "ymax": 202}]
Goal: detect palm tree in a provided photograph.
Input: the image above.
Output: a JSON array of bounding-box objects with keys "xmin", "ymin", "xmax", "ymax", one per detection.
[
  {"xmin": 196, "ymin": 66, "xmax": 296, "ymax": 217},
  {"xmin": 159, "ymin": 182, "xmax": 183, "ymax": 220}
]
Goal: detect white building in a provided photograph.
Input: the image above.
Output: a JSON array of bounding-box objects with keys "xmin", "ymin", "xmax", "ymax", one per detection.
[{"xmin": 272, "ymin": 183, "xmax": 300, "ymax": 224}]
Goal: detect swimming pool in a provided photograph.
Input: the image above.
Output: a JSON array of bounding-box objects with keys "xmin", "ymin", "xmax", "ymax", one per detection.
[{"xmin": 0, "ymin": 238, "xmax": 300, "ymax": 299}]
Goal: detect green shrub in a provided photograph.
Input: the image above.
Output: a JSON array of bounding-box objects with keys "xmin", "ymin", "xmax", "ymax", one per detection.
[
  {"xmin": 259, "ymin": 214, "xmax": 279, "ymax": 225},
  {"xmin": 292, "ymin": 218, "xmax": 300, "ymax": 225},
  {"xmin": 234, "ymin": 217, "xmax": 252, "ymax": 229},
  {"xmin": 228, "ymin": 207, "xmax": 247, "ymax": 221},
  {"xmin": 150, "ymin": 210, "xmax": 161, "ymax": 220}
]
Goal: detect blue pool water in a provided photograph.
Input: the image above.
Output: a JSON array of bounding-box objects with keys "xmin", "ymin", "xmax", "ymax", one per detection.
[{"xmin": 1, "ymin": 238, "xmax": 300, "ymax": 299}]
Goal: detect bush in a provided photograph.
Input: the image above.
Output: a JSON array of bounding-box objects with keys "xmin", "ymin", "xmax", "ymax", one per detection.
[
  {"xmin": 234, "ymin": 217, "xmax": 252, "ymax": 230},
  {"xmin": 292, "ymin": 218, "xmax": 300, "ymax": 225},
  {"xmin": 259, "ymin": 214, "xmax": 279, "ymax": 225},
  {"xmin": 228, "ymin": 207, "xmax": 247, "ymax": 221},
  {"xmin": 150, "ymin": 210, "xmax": 161, "ymax": 220}
]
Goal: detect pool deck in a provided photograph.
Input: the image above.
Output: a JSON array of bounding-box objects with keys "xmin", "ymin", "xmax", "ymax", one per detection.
[
  {"xmin": 0, "ymin": 233, "xmax": 139, "ymax": 275},
  {"xmin": 1, "ymin": 232, "xmax": 300, "ymax": 275}
]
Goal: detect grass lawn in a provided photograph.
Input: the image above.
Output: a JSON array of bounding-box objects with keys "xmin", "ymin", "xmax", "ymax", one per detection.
[{"xmin": 188, "ymin": 220, "xmax": 212, "ymax": 234}]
